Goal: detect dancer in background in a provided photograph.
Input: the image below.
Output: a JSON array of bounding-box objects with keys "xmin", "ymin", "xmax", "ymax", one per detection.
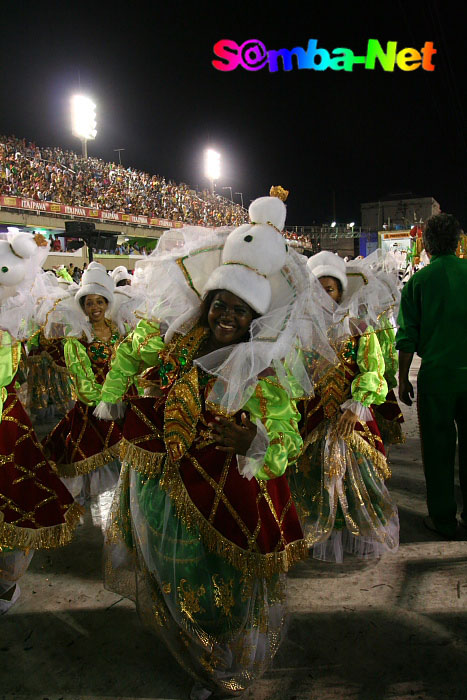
[
  {"xmin": 290, "ymin": 251, "xmax": 399, "ymax": 563},
  {"xmin": 25, "ymin": 273, "xmax": 78, "ymax": 426},
  {"xmin": 111, "ymin": 265, "xmax": 132, "ymax": 287},
  {"xmin": 369, "ymin": 256, "xmax": 405, "ymax": 447},
  {"xmin": 42, "ymin": 263, "xmax": 125, "ymax": 529},
  {"xmin": 0, "ymin": 232, "xmax": 80, "ymax": 613},
  {"xmin": 95, "ymin": 191, "xmax": 333, "ymax": 698}
]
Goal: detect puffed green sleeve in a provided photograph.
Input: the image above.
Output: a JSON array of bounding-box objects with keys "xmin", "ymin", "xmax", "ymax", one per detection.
[
  {"xmin": 241, "ymin": 376, "xmax": 303, "ymax": 481},
  {"xmin": 351, "ymin": 326, "xmax": 388, "ymax": 406},
  {"xmin": 64, "ymin": 337, "xmax": 102, "ymax": 406},
  {"xmin": 100, "ymin": 319, "xmax": 164, "ymax": 403},
  {"xmin": 0, "ymin": 331, "xmax": 19, "ymax": 419},
  {"xmin": 377, "ymin": 315, "xmax": 398, "ymax": 390}
]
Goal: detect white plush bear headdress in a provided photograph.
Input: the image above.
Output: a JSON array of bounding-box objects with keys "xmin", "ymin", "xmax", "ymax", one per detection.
[
  {"xmin": 0, "ymin": 232, "xmax": 47, "ymax": 302},
  {"xmin": 75, "ymin": 262, "xmax": 115, "ymax": 313},
  {"xmin": 203, "ymin": 192, "xmax": 288, "ymax": 313},
  {"xmin": 0, "ymin": 232, "xmax": 50, "ymax": 340},
  {"xmin": 116, "ymin": 188, "xmax": 336, "ymax": 414}
]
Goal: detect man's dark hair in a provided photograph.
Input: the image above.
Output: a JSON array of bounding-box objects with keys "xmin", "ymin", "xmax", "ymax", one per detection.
[{"xmin": 423, "ymin": 213, "xmax": 461, "ymax": 256}]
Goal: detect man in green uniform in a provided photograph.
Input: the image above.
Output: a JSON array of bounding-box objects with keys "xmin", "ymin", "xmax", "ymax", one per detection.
[{"xmin": 396, "ymin": 213, "xmax": 467, "ymax": 538}]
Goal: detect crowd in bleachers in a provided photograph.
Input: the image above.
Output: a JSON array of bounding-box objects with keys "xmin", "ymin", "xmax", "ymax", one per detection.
[{"xmin": 0, "ymin": 135, "xmax": 248, "ymax": 227}]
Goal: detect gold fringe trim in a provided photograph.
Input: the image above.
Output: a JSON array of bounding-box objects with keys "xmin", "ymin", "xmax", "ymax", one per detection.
[
  {"xmin": 301, "ymin": 420, "xmax": 392, "ymax": 482},
  {"xmin": 348, "ymin": 431, "xmax": 392, "ymax": 481},
  {"xmin": 158, "ymin": 458, "xmax": 308, "ymax": 578},
  {"xmin": 0, "ymin": 502, "xmax": 83, "ymax": 552},
  {"xmin": 120, "ymin": 438, "xmax": 165, "ymax": 477},
  {"xmin": 56, "ymin": 444, "xmax": 121, "ymax": 477}
]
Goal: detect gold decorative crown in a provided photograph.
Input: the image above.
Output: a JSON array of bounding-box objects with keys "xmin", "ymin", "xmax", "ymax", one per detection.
[
  {"xmin": 34, "ymin": 233, "xmax": 48, "ymax": 247},
  {"xmin": 269, "ymin": 185, "xmax": 289, "ymax": 202}
]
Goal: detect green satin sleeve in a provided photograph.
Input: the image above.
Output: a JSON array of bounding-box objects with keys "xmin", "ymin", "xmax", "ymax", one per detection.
[
  {"xmin": 378, "ymin": 315, "xmax": 398, "ymax": 390},
  {"xmin": 64, "ymin": 337, "xmax": 102, "ymax": 406},
  {"xmin": 243, "ymin": 377, "xmax": 303, "ymax": 481},
  {"xmin": 0, "ymin": 331, "xmax": 19, "ymax": 419},
  {"xmin": 351, "ymin": 326, "xmax": 388, "ymax": 407},
  {"xmin": 100, "ymin": 319, "xmax": 164, "ymax": 403}
]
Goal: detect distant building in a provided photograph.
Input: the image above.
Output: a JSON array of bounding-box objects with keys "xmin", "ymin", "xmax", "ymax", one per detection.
[{"xmin": 361, "ymin": 194, "xmax": 441, "ymax": 230}]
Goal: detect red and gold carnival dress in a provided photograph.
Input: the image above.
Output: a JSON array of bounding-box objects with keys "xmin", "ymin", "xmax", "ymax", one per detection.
[
  {"xmin": 0, "ymin": 330, "xmax": 80, "ymax": 596},
  {"xmin": 99, "ymin": 319, "xmax": 307, "ymax": 695},
  {"xmin": 43, "ymin": 321, "xmax": 123, "ymax": 505},
  {"xmin": 290, "ymin": 326, "xmax": 400, "ymax": 562}
]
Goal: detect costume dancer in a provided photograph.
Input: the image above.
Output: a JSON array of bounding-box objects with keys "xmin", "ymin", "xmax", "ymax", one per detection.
[
  {"xmin": 26, "ymin": 273, "xmax": 78, "ymax": 422},
  {"xmin": 366, "ymin": 255, "xmax": 405, "ymax": 446},
  {"xmin": 0, "ymin": 232, "xmax": 80, "ymax": 613},
  {"xmin": 290, "ymin": 251, "xmax": 399, "ymax": 563},
  {"xmin": 43, "ymin": 263, "xmax": 126, "ymax": 527},
  {"xmin": 95, "ymin": 191, "xmax": 332, "ymax": 697},
  {"xmin": 111, "ymin": 265, "xmax": 132, "ymax": 287}
]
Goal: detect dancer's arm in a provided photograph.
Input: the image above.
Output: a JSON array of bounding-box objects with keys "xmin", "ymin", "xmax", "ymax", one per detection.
[
  {"xmin": 0, "ymin": 332, "xmax": 18, "ymax": 419},
  {"xmin": 235, "ymin": 377, "xmax": 303, "ymax": 481},
  {"xmin": 100, "ymin": 319, "xmax": 164, "ymax": 404},
  {"xmin": 350, "ymin": 327, "xmax": 388, "ymax": 408},
  {"xmin": 377, "ymin": 316, "xmax": 398, "ymax": 390},
  {"xmin": 64, "ymin": 338, "xmax": 101, "ymax": 405}
]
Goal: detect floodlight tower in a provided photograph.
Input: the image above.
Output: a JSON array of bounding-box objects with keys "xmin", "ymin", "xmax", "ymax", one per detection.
[
  {"xmin": 71, "ymin": 95, "xmax": 97, "ymax": 159},
  {"xmin": 204, "ymin": 149, "xmax": 221, "ymax": 194}
]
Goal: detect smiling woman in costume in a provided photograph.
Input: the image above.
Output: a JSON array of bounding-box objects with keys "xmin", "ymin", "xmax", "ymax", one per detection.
[
  {"xmin": 95, "ymin": 190, "xmax": 328, "ymax": 698},
  {"xmin": 42, "ymin": 263, "xmax": 126, "ymax": 526}
]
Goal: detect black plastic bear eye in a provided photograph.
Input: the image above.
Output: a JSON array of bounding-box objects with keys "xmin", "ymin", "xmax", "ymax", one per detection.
[
  {"xmin": 1, "ymin": 266, "xmax": 8, "ymax": 273},
  {"xmin": 244, "ymin": 235, "xmax": 253, "ymax": 242}
]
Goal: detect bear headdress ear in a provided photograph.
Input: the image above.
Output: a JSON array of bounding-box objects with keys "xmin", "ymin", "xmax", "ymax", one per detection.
[{"xmin": 9, "ymin": 233, "xmax": 38, "ymax": 260}]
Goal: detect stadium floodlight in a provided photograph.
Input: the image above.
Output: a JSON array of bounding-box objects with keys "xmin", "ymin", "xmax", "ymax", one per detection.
[
  {"xmin": 348, "ymin": 221, "xmax": 355, "ymax": 227},
  {"xmin": 204, "ymin": 149, "xmax": 221, "ymax": 192},
  {"xmin": 235, "ymin": 192, "xmax": 244, "ymax": 208},
  {"xmin": 331, "ymin": 221, "xmax": 336, "ymax": 227},
  {"xmin": 71, "ymin": 95, "xmax": 97, "ymax": 158}
]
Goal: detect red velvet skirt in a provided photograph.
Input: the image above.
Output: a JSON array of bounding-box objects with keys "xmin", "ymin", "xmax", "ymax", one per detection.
[
  {"xmin": 0, "ymin": 381, "xmax": 80, "ymax": 550},
  {"xmin": 120, "ymin": 392, "xmax": 307, "ymax": 576},
  {"xmin": 43, "ymin": 400, "xmax": 121, "ymax": 478}
]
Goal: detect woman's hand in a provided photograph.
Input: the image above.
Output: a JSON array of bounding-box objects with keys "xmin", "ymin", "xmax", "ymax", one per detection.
[
  {"xmin": 209, "ymin": 413, "xmax": 257, "ymax": 455},
  {"xmin": 336, "ymin": 408, "xmax": 358, "ymax": 438}
]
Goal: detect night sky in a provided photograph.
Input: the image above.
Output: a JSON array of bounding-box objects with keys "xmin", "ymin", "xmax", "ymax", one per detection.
[{"xmin": 1, "ymin": 1, "xmax": 466, "ymax": 226}]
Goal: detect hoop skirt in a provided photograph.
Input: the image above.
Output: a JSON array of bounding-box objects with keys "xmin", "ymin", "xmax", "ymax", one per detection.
[
  {"xmin": 101, "ymin": 321, "xmax": 308, "ymax": 694},
  {"xmin": 290, "ymin": 330, "xmax": 399, "ymax": 563}
]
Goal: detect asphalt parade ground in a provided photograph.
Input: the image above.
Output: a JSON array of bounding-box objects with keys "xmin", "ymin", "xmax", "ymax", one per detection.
[{"xmin": 2, "ymin": 357, "xmax": 466, "ymax": 700}]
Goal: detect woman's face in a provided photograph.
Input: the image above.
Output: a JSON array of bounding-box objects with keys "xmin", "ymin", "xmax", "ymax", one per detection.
[
  {"xmin": 319, "ymin": 276, "xmax": 342, "ymax": 303},
  {"xmin": 207, "ymin": 290, "xmax": 254, "ymax": 346},
  {"xmin": 83, "ymin": 294, "xmax": 108, "ymax": 323}
]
